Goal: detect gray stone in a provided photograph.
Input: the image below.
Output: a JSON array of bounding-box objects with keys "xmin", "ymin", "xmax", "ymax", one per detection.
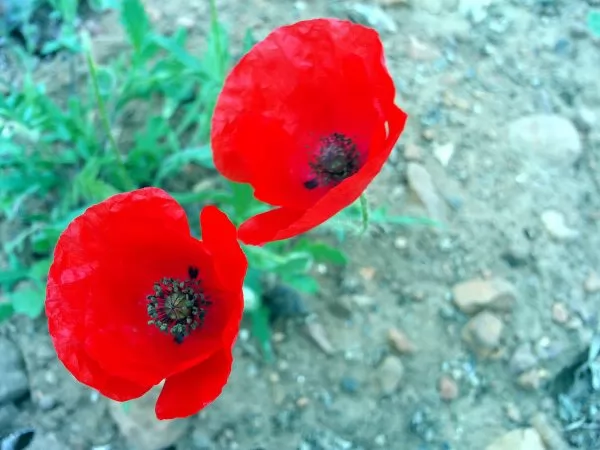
[
  {"xmin": 485, "ymin": 428, "xmax": 545, "ymax": 450},
  {"xmin": 377, "ymin": 356, "xmax": 404, "ymax": 395},
  {"xmin": 509, "ymin": 343, "xmax": 538, "ymax": 374},
  {"xmin": 407, "ymin": 163, "xmax": 448, "ymax": 223},
  {"xmin": 0, "ymin": 337, "xmax": 28, "ymax": 405},
  {"xmin": 508, "ymin": 115, "xmax": 582, "ymax": 166}
]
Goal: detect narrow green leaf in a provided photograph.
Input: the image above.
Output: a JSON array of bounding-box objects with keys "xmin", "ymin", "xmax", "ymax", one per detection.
[
  {"xmin": 204, "ymin": 19, "xmax": 230, "ymax": 82},
  {"xmin": 96, "ymin": 67, "xmax": 117, "ymax": 97},
  {"xmin": 121, "ymin": 0, "xmax": 151, "ymax": 52},
  {"xmin": 242, "ymin": 28, "xmax": 257, "ymax": 54},
  {"xmin": 152, "ymin": 35, "xmax": 204, "ymax": 72}
]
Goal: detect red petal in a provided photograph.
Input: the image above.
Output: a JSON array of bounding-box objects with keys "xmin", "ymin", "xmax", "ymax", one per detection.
[
  {"xmin": 238, "ymin": 103, "xmax": 407, "ymax": 245},
  {"xmin": 155, "ymin": 347, "xmax": 233, "ymax": 420},
  {"xmin": 46, "ymin": 188, "xmax": 245, "ymax": 391},
  {"xmin": 212, "ymin": 19, "xmax": 398, "ymax": 210},
  {"xmin": 200, "ymin": 206, "xmax": 247, "ymax": 345},
  {"xmin": 48, "ymin": 275, "xmax": 151, "ymax": 401}
]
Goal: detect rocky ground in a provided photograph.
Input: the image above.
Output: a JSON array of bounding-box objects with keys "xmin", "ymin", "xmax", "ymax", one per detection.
[{"xmin": 1, "ymin": 0, "xmax": 600, "ymax": 449}]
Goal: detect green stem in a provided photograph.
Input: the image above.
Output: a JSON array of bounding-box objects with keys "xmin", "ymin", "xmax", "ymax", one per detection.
[
  {"xmin": 359, "ymin": 194, "xmax": 369, "ymax": 234},
  {"xmin": 86, "ymin": 48, "xmax": 135, "ymax": 191},
  {"xmin": 209, "ymin": 0, "xmax": 226, "ymax": 81}
]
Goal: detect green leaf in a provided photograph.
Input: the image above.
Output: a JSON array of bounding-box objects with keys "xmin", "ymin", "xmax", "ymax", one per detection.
[
  {"xmin": 0, "ymin": 302, "xmax": 14, "ymax": 323},
  {"xmin": 244, "ymin": 268, "xmax": 263, "ymax": 296},
  {"xmin": 273, "ymin": 252, "xmax": 313, "ymax": 276},
  {"xmin": 230, "ymin": 182, "xmax": 255, "ymax": 220},
  {"xmin": 152, "ymin": 35, "xmax": 204, "ymax": 72},
  {"xmin": 9, "ymin": 287, "xmax": 45, "ymax": 318},
  {"xmin": 96, "ymin": 67, "xmax": 117, "ymax": 97},
  {"xmin": 29, "ymin": 259, "xmax": 51, "ymax": 282},
  {"xmin": 242, "ymin": 28, "xmax": 257, "ymax": 54},
  {"xmin": 121, "ymin": 0, "xmax": 151, "ymax": 52},
  {"xmin": 204, "ymin": 19, "xmax": 230, "ymax": 82},
  {"xmin": 0, "ymin": 269, "xmax": 28, "ymax": 287},
  {"xmin": 588, "ymin": 10, "xmax": 600, "ymax": 38},
  {"xmin": 292, "ymin": 240, "xmax": 347, "ymax": 265},
  {"xmin": 250, "ymin": 306, "xmax": 274, "ymax": 363},
  {"xmin": 155, "ymin": 146, "xmax": 215, "ymax": 183},
  {"xmin": 281, "ymin": 274, "xmax": 320, "ymax": 295}
]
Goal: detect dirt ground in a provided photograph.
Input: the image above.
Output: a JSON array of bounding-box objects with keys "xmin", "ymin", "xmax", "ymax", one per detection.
[{"xmin": 2, "ymin": 0, "xmax": 600, "ymax": 449}]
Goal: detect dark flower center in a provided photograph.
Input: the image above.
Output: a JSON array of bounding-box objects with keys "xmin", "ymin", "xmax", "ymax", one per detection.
[
  {"xmin": 305, "ymin": 133, "xmax": 360, "ymax": 189},
  {"xmin": 146, "ymin": 266, "xmax": 211, "ymax": 344}
]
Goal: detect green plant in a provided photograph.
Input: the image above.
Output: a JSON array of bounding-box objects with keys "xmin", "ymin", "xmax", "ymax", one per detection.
[{"xmin": 0, "ymin": 0, "xmax": 431, "ymax": 360}]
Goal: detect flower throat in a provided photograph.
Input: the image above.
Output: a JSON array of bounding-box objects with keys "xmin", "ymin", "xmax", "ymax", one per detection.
[
  {"xmin": 305, "ymin": 132, "xmax": 360, "ymax": 189},
  {"xmin": 146, "ymin": 266, "xmax": 211, "ymax": 344}
]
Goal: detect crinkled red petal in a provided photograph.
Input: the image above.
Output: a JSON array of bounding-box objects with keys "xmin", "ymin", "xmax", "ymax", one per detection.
[
  {"xmin": 200, "ymin": 206, "xmax": 246, "ymax": 345},
  {"xmin": 155, "ymin": 346, "xmax": 233, "ymax": 420},
  {"xmin": 47, "ymin": 276, "xmax": 152, "ymax": 400}
]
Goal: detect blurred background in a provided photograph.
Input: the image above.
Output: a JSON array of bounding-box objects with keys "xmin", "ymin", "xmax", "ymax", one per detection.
[{"xmin": 1, "ymin": 0, "xmax": 600, "ymax": 449}]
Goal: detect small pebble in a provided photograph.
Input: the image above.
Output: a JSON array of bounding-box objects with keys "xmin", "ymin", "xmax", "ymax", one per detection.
[
  {"xmin": 462, "ymin": 311, "xmax": 504, "ymax": 357},
  {"xmin": 504, "ymin": 402, "xmax": 522, "ymax": 423},
  {"xmin": 387, "ymin": 327, "xmax": 416, "ymax": 354},
  {"xmin": 584, "ymin": 271, "xmax": 600, "ymax": 293},
  {"xmin": 272, "ymin": 332, "xmax": 286, "ymax": 343},
  {"xmin": 551, "ymin": 302, "xmax": 569, "ymax": 324},
  {"xmin": 517, "ymin": 369, "xmax": 547, "ymax": 390},
  {"xmin": 509, "ymin": 343, "xmax": 538, "ymax": 374},
  {"xmin": 541, "ymin": 210, "xmax": 578, "ymax": 241},
  {"xmin": 340, "ymin": 376, "xmax": 360, "ymax": 394},
  {"xmin": 374, "ymin": 434, "xmax": 387, "ymax": 446},
  {"xmin": 176, "ymin": 16, "xmax": 195, "ymax": 29},
  {"xmin": 394, "ymin": 236, "xmax": 409, "ymax": 249},
  {"xmin": 296, "ymin": 397, "xmax": 310, "ymax": 408},
  {"xmin": 269, "ymin": 372, "xmax": 280, "ymax": 384},
  {"xmin": 404, "ymin": 143, "xmax": 423, "ymax": 160},
  {"xmin": 438, "ymin": 375, "xmax": 459, "ymax": 401},
  {"xmin": 37, "ymin": 394, "xmax": 57, "ymax": 411},
  {"xmin": 377, "ymin": 355, "xmax": 405, "ymax": 395},
  {"xmin": 422, "ymin": 128, "xmax": 436, "ymax": 141},
  {"xmin": 433, "ymin": 142, "xmax": 455, "ymax": 167}
]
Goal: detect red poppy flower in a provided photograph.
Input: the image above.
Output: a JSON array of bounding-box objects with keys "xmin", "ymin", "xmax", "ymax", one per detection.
[
  {"xmin": 45, "ymin": 188, "xmax": 247, "ymax": 419},
  {"xmin": 211, "ymin": 18, "xmax": 407, "ymax": 245}
]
